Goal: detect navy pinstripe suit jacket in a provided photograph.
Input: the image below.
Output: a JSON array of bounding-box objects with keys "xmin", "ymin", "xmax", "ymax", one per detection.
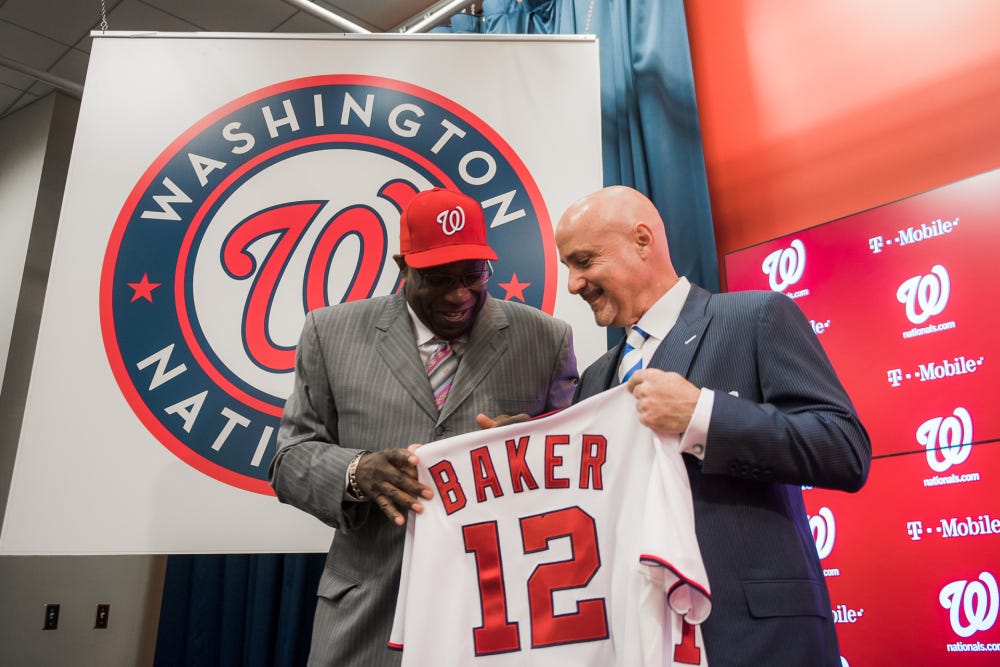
[{"xmin": 576, "ymin": 283, "xmax": 871, "ymax": 667}]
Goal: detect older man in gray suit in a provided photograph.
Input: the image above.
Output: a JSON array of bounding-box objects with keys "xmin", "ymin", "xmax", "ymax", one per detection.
[
  {"xmin": 555, "ymin": 186, "xmax": 870, "ymax": 667},
  {"xmin": 270, "ymin": 187, "xmax": 578, "ymax": 666}
]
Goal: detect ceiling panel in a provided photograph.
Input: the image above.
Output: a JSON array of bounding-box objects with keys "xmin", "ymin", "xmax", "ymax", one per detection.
[
  {"xmin": 104, "ymin": 0, "xmax": 203, "ymax": 33},
  {"xmin": 143, "ymin": 0, "xmax": 297, "ymax": 33},
  {"xmin": 0, "ymin": 19, "xmax": 68, "ymax": 70},
  {"xmin": 0, "ymin": 86, "xmax": 21, "ymax": 111},
  {"xmin": 272, "ymin": 10, "xmax": 347, "ymax": 34},
  {"xmin": 25, "ymin": 80, "xmax": 54, "ymax": 98},
  {"xmin": 0, "ymin": 0, "xmax": 103, "ymax": 46},
  {"xmin": 3, "ymin": 89, "xmax": 40, "ymax": 116},
  {"xmin": 0, "ymin": 82, "xmax": 34, "ymax": 109},
  {"xmin": 0, "ymin": 0, "xmax": 471, "ymax": 120},
  {"xmin": 47, "ymin": 47, "xmax": 89, "ymax": 86},
  {"xmin": 0, "ymin": 64, "xmax": 37, "ymax": 92},
  {"xmin": 327, "ymin": 0, "xmax": 430, "ymax": 31}
]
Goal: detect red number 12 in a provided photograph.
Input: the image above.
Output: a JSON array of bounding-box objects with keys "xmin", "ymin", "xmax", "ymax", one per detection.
[{"xmin": 462, "ymin": 506, "xmax": 609, "ymax": 656}]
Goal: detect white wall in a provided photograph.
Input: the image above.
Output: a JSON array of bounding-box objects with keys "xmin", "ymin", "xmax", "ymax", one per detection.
[
  {"xmin": 0, "ymin": 94, "xmax": 165, "ymax": 667},
  {"xmin": 0, "ymin": 94, "xmax": 49, "ymax": 381}
]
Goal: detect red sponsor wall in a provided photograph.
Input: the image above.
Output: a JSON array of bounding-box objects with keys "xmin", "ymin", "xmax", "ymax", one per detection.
[
  {"xmin": 725, "ymin": 171, "xmax": 1000, "ymax": 663},
  {"xmin": 687, "ymin": 2, "xmax": 1000, "ymax": 663}
]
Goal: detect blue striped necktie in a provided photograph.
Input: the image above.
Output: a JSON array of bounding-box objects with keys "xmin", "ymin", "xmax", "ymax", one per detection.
[
  {"xmin": 618, "ymin": 326, "xmax": 650, "ymax": 383},
  {"xmin": 426, "ymin": 338, "xmax": 458, "ymax": 409}
]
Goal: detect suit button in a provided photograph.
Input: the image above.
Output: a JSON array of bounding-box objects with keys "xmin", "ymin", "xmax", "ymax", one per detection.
[{"xmin": 434, "ymin": 425, "xmax": 445, "ymax": 437}]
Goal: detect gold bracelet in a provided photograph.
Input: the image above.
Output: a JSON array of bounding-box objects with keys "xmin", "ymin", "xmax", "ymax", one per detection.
[{"xmin": 348, "ymin": 451, "xmax": 369, "ymax": 501}]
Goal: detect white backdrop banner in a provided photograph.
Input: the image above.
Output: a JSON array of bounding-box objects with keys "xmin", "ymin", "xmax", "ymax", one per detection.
[{"xmin": 0, "ymin": 33, "xmax": 603, "ymax": 554}]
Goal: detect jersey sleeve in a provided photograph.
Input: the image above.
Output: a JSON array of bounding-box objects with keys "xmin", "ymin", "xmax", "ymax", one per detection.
[{"xmin": 638, "ymin": 434, "xmax": 712, "ymax": 623}]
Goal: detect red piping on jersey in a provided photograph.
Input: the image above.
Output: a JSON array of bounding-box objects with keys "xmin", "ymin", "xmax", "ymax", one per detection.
[{"xmin": 639, "ymin": 553, "xmax": 713, "ymax": 601}]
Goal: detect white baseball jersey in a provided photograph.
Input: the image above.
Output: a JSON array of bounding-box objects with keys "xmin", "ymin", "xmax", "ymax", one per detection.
[{"xmin": 389, "ymin": 385, "xmax": 712, "ymax": 666}]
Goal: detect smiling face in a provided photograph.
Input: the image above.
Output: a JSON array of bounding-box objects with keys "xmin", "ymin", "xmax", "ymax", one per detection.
[
  {"xmin": 397, "ymin": 258, "xmax": 491, "ymax": 340},
  {"xmin": 555, "ymin": 186, "xmax": 679, "ymax": 328},
  {"xmin": 556, "ymin": 219, "xmax": 644, "ymax": 328}
]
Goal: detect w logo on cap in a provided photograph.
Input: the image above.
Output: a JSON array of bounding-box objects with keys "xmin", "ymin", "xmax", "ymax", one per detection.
[
  {"xmin": 399, "ymin": 187, "xmax": 497, "ymax": 268},
  {"xmin": 436, "ymin": 205, "xmax": 467, "ymax": 236}
]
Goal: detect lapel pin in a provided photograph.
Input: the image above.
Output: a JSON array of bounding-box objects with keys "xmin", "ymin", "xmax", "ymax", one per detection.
[{"xmin": 684, "ymin": 335, "xmax": 697, "ymax": 345}]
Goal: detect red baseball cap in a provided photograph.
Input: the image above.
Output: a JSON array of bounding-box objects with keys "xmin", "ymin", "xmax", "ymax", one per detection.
[{"xmin": 399, "ymin": 188, "xmax": 498, "ymax": 269}]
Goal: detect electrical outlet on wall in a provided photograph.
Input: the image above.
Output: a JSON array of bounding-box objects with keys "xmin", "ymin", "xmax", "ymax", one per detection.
[
  {"xmin": 43, "ymin": 603, "xmax": 60, "ymax": 630},
  {"xmin": 95, "ymin": 603, "xmax": 110, "ymax": 629}
]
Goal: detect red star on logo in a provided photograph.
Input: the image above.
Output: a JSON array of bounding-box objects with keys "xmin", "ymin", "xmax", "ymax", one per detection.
[
  {"xmin": 128, "ymin": 273, "xmax": 161, "ymax": 303},
  {"xmin": 498, "ymin": 273, "xmax": 531, "ymax": 302}
]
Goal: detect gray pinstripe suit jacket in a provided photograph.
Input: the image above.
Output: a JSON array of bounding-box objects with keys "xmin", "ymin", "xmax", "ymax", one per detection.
[
  {"xmin": 270, "ymin": 291, "xmax": 578, "ymax": 667},
  {"xmin": 576, "ymin": 284, "xmax": 870, "ymax": 667}
]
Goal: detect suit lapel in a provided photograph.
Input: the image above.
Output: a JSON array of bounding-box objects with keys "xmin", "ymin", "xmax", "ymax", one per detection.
[
  {"xmin": 649, "ymin": 283, "xmax": 713, "ymax": 377},
  {"xmin": 599, "ymin": 341, "xmax": 625, "ymax": 390},
  {"xmin": 375, "ymin": 293, "xmax": 438, "ymax": 419},
  {"xmin": 574, "ymin": 341, "xmax": 622, "ymax": 402},
  {"xmin": 439, "ymin": 297, "xmax": 507, "ymax": 422}
]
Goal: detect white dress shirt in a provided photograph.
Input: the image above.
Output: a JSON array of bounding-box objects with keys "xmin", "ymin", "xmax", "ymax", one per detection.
[
  {"xmin": 629, "ymin": 277, "xmax": 713, "ymax": 459},
  {"xmin": 407, "ymin": 305, "xmax": 466, "ymax": 365}
]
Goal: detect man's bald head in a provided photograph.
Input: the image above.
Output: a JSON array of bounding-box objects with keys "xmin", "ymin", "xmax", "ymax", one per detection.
[{"xmin": 555, "ymin": 186, "xmax": 678, "ymax": 328}]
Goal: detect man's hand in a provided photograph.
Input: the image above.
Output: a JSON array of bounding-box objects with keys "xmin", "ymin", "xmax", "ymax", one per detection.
[
  {"xmin": 475, "ymin": 413, "xmax": 531, "ymax": 429},
  {"xmin": 626, "ymin": 369, "xmax": 700, "ymax": 435},
  {"xmin": 354, "ymin": 449, "xmax": 433, "ymax": 526}
]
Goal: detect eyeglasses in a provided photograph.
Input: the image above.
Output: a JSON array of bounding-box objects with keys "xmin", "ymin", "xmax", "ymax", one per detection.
[{"xmin": 416, "ymin": 261, "xmax": 493, "ymax": 291}]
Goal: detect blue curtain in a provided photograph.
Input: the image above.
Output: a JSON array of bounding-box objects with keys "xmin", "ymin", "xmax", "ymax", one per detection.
[
  {"xmin": 155, "ymin": 553, "xmax": 323, "ymax": 666},
  {"xmin": 474, "ymin": 0, "xmax": 720, "ymax": 292},
  {"xmin": 156, "ymin": 2, "xmax": 717, "ymax": 662}
]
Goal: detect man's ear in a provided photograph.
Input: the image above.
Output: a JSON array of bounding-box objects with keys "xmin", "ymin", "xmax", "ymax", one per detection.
[
  {"xmin": 633, "ymin": 222, "xmax": 654, "ymax": 258},
  {"xmin": 393, "ymin": 255, "xmax": 409, "ymax": 289}
]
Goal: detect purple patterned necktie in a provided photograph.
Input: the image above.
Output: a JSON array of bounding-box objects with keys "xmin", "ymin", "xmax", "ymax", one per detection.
[{"xmin": 426, "ymin": 338, "xmax": 458, "ymax": 409}]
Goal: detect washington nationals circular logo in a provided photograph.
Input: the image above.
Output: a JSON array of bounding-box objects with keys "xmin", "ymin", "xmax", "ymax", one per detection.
[{"xmin": 101, "ymin": 75, "xmax": 554, "ymax": 494}]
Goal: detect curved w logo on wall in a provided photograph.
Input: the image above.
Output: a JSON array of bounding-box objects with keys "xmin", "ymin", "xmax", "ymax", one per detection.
[
  {"xmin": 100, "ymin": 75, "xmax": 554, "ymax": 494},
  {"xmin": 940, "ymin": 571, "xmax": 999, "ymax": 638},
  {"xmin": 917, "ymin": 407, "xmax": 973, "ymax": 473},
  {"xmin": 897, "ymin": 264, "xmax": 950, "ymax": 325},
  {"xmin": 761, "ymin": 239, "xmax": 806, "ymax": 293},
  {"xmin": 809, "ymin": 506, "xmax": 836, "ymax": 559}
]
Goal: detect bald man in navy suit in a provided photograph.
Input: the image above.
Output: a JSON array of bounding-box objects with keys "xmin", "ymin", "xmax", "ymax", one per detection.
[{"xmin": 555, "ymin": 185, "xmax": 871, "ymax": 667}]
